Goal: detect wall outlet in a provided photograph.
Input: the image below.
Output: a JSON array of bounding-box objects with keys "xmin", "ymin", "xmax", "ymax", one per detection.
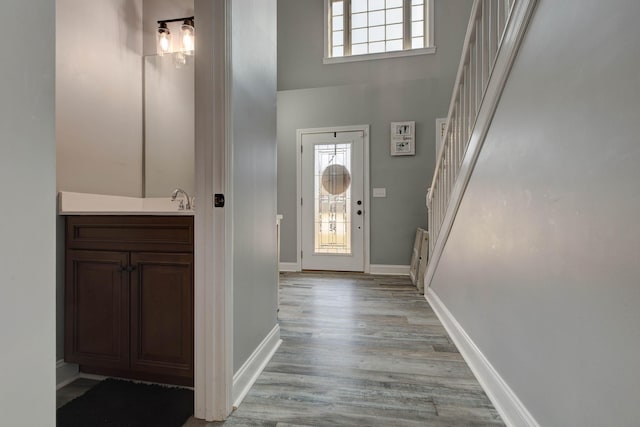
[{"xmin": 373, "ymin": 188, "xmax": 386, "ymax": 198}]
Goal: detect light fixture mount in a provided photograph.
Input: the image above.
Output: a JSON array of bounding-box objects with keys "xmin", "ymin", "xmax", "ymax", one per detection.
[
  {"xmin": 157, "ymin": 16, "xmax": 195, "ymax": 26},
  {"xmin": 156, "ymin": 16, "xmax": 195, "ymax": 57}
]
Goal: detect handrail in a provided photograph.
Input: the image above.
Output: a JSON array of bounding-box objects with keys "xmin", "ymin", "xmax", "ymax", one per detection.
[{"xmin": 427, "ymin": 0, "xmax": 517, "ymax": 256}]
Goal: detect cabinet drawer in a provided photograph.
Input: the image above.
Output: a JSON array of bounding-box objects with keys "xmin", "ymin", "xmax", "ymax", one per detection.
[{"xmin": 66, "ymin": 216, "xmax": 194, "ymax": 252}]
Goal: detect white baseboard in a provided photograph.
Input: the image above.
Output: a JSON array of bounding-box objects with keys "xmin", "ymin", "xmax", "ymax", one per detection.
[
  {"xmin": 280, "ymin": 263, "xmax": 408, "ymax": 275},
  {"xmin": 56, "ymin": 360, "xmax": 79, "ymax": 390},
  {"xmin": 425, "ymin": 288, "xmax": 539, "ymax": 427},
  {"xmin": 78, "ymin": 373, "xmax": 109, "ymax": 381},
  {"xmin": 369, "ymin": 264, "xmax": 410, "ymax": 275},
  {"xmin": 232, "ymin": 324, "xmax": 282, "ymax": 409},
  {"xmin": 279, "ymin": 262, "xmax": 299, "ymax": 272}
]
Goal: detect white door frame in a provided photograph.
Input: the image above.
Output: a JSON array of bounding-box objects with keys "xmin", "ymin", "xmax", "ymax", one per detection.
[
  {"xmin": 296, "ymin": 125, "xmax": 371, "ymax": 273},
  {"xmin": 194, "ymin": 0, "xmax": 233, "ymax": 421}
]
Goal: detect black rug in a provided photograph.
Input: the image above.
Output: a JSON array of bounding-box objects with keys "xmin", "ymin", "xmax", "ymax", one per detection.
[{"xmin": 57, "ymin": 379, "xmax": 194, "ymax": 427}]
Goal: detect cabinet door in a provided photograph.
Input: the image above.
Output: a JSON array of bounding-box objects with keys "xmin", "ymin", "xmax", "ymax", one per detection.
[
  {"xmin": 130, "ymin": 252, "xmax": 193, "ymax": 381},
  {"xmin": 65, "ymin": 250, "xmax": 129, "ymax": 369}
]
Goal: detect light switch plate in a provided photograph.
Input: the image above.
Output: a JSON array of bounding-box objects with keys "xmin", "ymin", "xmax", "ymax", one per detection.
[{"xmin": 373, "ymin": 188, "xmax": 386, "ymax": 198}]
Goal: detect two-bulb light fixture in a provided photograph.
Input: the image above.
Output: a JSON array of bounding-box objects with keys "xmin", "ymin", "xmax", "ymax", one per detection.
[{"xmin": 156, "ymin": 17, "xmax": 195, "ymax": 67}]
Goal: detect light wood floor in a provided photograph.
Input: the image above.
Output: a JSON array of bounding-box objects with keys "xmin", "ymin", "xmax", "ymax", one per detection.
[
  {"xmin": 59, "ymin": 272, "xmax": 503, "ymax": 426},
  {"xmin": 189, "ymin": 272, "xmax": 503, "ymax": 426}
]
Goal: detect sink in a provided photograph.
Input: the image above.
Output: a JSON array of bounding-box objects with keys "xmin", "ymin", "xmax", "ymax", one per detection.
[{"xmin": 58, "ymin": 192, "xmax": 195, "ymax": 216}]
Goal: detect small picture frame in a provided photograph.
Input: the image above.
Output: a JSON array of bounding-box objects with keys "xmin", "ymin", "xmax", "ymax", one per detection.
[{"xmin": 390, "ymin": 121, "xmax": 415, "ymax": 156}]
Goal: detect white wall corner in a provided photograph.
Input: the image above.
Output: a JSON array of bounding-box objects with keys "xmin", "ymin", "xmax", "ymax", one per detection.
[
  {"xmin": 369, "ymin": 264, "xmax": 411, "ymax": 275},
  {"xmin": 425, "ymin": 288, "xmax": 540, "ymax": 427},
  {"xmin": 56, "ymin": 360, "xmax": 79, "ymax": 390},
  {"xmin": 279, "ymin": 262, "xmax": 300, "ymax": 272},
  {"xmin": 232, "ymin": 324, "xmax": 282, "ymax": 409}
]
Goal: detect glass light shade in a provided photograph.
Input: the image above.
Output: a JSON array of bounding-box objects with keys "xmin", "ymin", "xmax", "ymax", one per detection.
[
  {"xmin": 173, "ymin": 51, "xmax": 188, "ymax": 69},
  {"xmin": 157, "ymin": 25, "xmax": 172, "ymax": 56},
  {"xmin": 181, "ymin": 20, "xmax": 195, "ymax": 56}
]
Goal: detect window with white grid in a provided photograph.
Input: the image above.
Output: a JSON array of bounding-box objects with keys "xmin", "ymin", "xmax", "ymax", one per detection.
[{"xmin": 326, "ymin": 0, "xmax": 434, "ymax": 63}]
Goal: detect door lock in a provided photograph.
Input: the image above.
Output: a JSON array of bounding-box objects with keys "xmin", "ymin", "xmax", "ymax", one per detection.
[{"xmin": 214, "ymin": 194, "xmax": 225, "ymax": 208}]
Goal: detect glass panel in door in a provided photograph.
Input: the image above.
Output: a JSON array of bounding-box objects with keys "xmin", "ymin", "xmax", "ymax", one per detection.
[{"xmin": 313, "ymin": 143, "xmax": 352, "ymax": 255}]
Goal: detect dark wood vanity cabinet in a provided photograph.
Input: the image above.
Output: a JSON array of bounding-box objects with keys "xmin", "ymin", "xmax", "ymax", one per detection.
[{"xmin": 64, "ymin": 216, "xmax": 194, "ymax": 386}]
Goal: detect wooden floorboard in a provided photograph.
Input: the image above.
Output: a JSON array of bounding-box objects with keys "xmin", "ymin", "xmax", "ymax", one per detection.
[{"xmin": 190, "ymin": 272, "xmax": 503, "ymax": 426}]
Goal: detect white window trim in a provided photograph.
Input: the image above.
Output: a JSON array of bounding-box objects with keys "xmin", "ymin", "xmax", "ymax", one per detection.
[{"xmin": 323, "ymin": 0, "xmax": 435, "ymax": 64}]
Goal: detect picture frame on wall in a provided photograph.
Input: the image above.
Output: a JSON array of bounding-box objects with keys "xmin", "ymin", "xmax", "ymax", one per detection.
[{"xmin": 390, "ymin": 121, "xmax": 415, "ymax": 156}]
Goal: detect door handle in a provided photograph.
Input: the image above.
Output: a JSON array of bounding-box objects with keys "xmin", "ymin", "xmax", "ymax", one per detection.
[
  {"xmin": 357, "ymin": 210, "xmax": 362, "ymax": 215},
  {"xmin": 126, "ymin": 265, "xmax": 137, "ymax": 273}
]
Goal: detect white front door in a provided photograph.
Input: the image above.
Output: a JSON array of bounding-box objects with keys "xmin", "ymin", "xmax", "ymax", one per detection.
[{"xmin": 301, "ymin": 131, "xmax": 365, "ymax": 271}]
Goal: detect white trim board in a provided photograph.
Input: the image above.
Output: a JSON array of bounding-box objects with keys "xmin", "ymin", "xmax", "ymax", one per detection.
[
  {"xmin": 232, "ymin": 324, "xmax": 282, "ymax": 409},
  {"xmin": 323, "ymin": 47, "xmax": 436, "ymax": 64},
  {"xmin": 279, "ymin": 262, "xmax": 299, "ymax": 272},
  {"xmin": 296, "ymin": 125, "xmax": 371, "ymax": 274},
  {"xmin": 369, "ymin": 264, "xmax": 410, "ymax": 275},
  {"xmin": 193, "ymin": 0, "xmax": 234, "ymax": 420},
  {"xmin": 425, "ymin": 288, "xmax": 539, "ymax": 427},
  {"xmin": 56, "ymin": 360, "xmax": 79, "ymax": 390},
  {"xmin": 279, "ymin": 263, "xmax": 408, "ymax": 275}
]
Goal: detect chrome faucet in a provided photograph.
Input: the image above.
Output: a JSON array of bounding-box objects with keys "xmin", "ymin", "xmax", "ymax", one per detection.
[{"xmin": 171, "ymin": 188, "xmax": 192, "ymax": 210}]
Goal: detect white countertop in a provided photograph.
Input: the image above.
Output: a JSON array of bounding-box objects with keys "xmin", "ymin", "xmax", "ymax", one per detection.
[{"xmin": 58, "ymin": 192, "xmax": 195, "ymax": 216}]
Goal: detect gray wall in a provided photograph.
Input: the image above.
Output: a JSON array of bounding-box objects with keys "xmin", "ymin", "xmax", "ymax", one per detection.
[
  {"xmin": 57, "ymin": 0, "xmax": 195, "ymax": 196},
  {"xmin": 142, "ymin": 0, "xmax": 195, "ymax": 197},
  {"xmin": 231, "ymin": 0, "xmax": 279, "ymax": 370},
  {"xmin": 56, "ymin": 0, "xmax": 144, "ymax": 197},
  {"xmin": 277, "ymin": 0, "xmax": 473, "ymax": 265},
  {"xmin": 430, "ymin": 0, "xmax": 640, "ymax": 425},
  {"xmin": 144, "ymin": 54, "xmax": 195, "ymax": 197},
  {"xmin": 0, "ymin": 0, "xmax": 56, "ymax": 424}
]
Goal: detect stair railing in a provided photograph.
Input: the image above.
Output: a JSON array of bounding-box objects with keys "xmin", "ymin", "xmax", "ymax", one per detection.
[{"xmin": 426, "ymin": 0, "xmax": 537, "ymax": 279}]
